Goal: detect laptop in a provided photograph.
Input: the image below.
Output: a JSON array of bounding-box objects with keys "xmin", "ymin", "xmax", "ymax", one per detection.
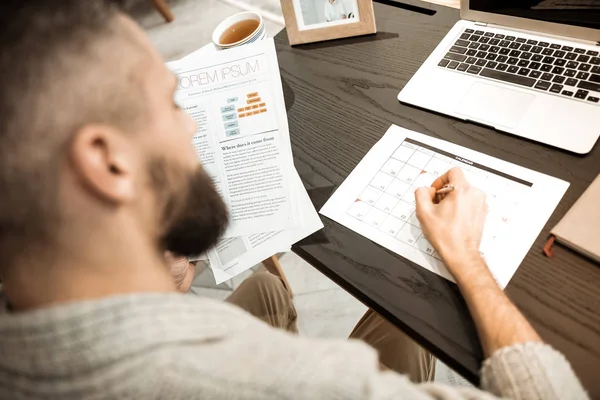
[{"xmin": 398, "ymin": 0, "xmax": 600, "ymax": 154}]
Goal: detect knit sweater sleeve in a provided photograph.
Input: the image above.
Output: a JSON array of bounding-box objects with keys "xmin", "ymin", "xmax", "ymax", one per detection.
[
  {"xmin": 478, "ymin": 342, "xmax": 588, "ymax": 400},
  {"xmin": 359, "ymin": 342, "xmax": 588, "ymax": 400}
]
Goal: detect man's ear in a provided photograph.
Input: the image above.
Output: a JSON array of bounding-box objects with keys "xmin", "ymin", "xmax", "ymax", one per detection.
[{"xmin": 69, "ymin": 124, "xmax": 138, "ymax": 204}]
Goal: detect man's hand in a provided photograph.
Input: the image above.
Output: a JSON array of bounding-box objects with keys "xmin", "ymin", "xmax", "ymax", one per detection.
[
  {"xmin": 415, "ymin": 167, "xmax": 542, "ymax": 358},
  {"xmin": 165, "ymin": 252, "xmax": 196, "ymax": 293},
  {"xmin": 414, "ymin": 167, "xmax": 488, "ymax": 280}
]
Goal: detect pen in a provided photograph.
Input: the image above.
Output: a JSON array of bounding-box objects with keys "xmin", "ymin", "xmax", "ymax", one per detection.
[
  {"xmin": 435, "ymin": 184, "xmax": 454, "ymax": 202},
  {"xmin": 435, "ymin": 184, "xmax": 455, "ymax": 196}
]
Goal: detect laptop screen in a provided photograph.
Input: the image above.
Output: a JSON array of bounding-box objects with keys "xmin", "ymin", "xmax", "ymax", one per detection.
[{"xmin": 470, "ymin": 0, "xmax": 600, "ymax": 30}]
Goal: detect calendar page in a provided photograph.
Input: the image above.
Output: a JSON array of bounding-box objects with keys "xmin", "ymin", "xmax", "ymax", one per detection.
[{"xmin": 320, "ymin": 125, "xmax": 569, "ymax": 289}]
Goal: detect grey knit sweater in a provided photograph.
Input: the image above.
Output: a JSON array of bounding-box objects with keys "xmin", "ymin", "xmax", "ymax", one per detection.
[{"xmin": 0, "ymin": 293, "xmax": 588, "ymax": 399}]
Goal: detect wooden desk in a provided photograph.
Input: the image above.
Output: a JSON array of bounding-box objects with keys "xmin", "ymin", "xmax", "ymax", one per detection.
[{"xmin": 276, "ymin": 1, "xmax": 600, "ymax": 395}]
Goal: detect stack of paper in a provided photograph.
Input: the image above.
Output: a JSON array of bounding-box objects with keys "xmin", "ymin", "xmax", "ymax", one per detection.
[{"xmin": 168, "ymin": 39, "xmax": 323, "ymax": 284}]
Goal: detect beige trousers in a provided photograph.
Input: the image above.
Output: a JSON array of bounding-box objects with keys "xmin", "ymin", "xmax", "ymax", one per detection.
[{"xmin": 226, "ymin": 272, "xmax": 435, "ymax": 383}]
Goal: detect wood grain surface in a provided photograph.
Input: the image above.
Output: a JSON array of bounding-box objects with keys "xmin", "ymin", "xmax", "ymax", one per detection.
[{"xmin": 276, "ymin": 1, "xmax": 600, "ymax": 394}]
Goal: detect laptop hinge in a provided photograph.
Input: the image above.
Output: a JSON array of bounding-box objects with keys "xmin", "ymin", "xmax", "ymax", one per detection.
[{"xmin": 474, "ymin": 21, "xmax": 488, "ymax": 27}]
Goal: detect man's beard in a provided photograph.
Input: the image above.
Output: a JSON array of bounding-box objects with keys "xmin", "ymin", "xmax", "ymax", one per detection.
[{"xmin": 150, "ymin": 158, "xmax": 229, "ymax": 257}]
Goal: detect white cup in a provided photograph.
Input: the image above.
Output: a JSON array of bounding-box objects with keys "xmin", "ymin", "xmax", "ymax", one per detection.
[{"xmin": 211, "ymin": 11, "xmax": 266, "ymax": 51}]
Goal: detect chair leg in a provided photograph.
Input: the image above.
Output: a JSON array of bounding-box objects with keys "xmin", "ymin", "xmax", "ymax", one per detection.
[
  {"xmin": 152, "ymin": 0, "xmax": 174, "ymax": 23},
  {"xmin": 262, "ymin": 255, "xmax": 293, "ymax": 298}
]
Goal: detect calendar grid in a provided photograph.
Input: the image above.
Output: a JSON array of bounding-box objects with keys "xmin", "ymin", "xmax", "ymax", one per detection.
[{"xmin": 346, "ymin": 138, "xmax": 532, "ymax": 261}]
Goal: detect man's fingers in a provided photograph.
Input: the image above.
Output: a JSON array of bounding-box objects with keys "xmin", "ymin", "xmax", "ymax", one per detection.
[
  {"xmin": 447, "ymin": 167, "xmax": 468, "ymax": 185},
  {"xmin": 430, "ymin": 176, "xmax": 446, "ymax": 191},
  {"xmin": 414, "ymin": 187, "xmax": 436, "ymax": 218},
  {"xmin": 431, "ymin": 167, "xmax": 469, "ymax": 190}
]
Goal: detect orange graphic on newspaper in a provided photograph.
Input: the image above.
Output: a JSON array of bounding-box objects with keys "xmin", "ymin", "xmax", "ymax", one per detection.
[{"xmin": 238, "ymin": 92, "xmax": 268, "ymax": 119}]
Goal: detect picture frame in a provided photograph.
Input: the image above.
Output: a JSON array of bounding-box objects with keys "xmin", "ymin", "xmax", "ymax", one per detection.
[{"xmin": 280, "ymin": 0, "xmax": 377, "ymax": 45}]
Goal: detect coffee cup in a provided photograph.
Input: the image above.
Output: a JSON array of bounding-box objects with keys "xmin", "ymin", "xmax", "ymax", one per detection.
[{"xmin": 212, "ymin": 11, "xmax": 266, "ymax": 51}]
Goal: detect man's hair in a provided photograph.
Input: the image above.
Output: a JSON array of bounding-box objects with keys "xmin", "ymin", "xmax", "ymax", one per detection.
[{"xmin": 0, "ymin": 0, "xmax": 143, "ymax": 264}]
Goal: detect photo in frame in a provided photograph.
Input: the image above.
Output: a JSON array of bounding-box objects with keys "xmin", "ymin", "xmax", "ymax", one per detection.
[{"xmin": 280, "ymin": 0, "xmax": 376, "ymax": 45}]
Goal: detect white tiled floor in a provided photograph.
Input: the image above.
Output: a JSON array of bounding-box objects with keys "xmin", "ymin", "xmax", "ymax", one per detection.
[
  {"xmin": 295, "ymin": 287, "xmax": 369, "ymax": 338},
  {"xmin": 134, "ymin": 0, "xmax": 470, "ymax": 386}
]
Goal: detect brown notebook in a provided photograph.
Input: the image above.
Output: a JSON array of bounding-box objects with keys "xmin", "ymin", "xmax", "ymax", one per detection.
[{"xmin": 545, "ymin": 174, "xmax": 600, "ymax": 263}]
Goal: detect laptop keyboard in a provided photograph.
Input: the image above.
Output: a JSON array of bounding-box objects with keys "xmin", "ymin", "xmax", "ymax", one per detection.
[{"xmin": 438, "ymin": 28, "xmax": 600, "ymax": 105}]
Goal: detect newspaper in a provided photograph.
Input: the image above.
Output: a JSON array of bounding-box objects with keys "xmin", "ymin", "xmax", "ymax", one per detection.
[
  {"xmin": 171, "ymin": 40, "xmax": 323, "ymax": 283},
  {"xmin": 168, "ymin": 39, "xmax": 299, "ymax": 238},
  {"xmin": 209, "ymin": 171, "xmax": 323, "ymax": 284}
]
